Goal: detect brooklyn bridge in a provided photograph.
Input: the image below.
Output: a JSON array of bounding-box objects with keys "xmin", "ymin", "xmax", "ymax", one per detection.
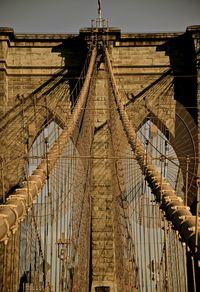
[{"xmin": 0, "ymin": 20, "xmax": 200, "ymax": 292}]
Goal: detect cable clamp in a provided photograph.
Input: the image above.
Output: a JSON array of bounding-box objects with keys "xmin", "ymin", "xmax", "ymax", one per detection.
[
  {"xmin": 6, "ymin": 204, "xmax": 19, "ymax": 229},
  {"xmin": 28, "ymin": 179, "xmax": 39, "ymax": 194},
  {"xmin": 179, "ymin": 215, "xmax": 194, "ymax": 221},
  {"xmin": 0, "ymin": 213, "xmax": 10, "ymax": 244},
  {"xmin": 171, "ymin": 205, "xmax": 189, "ymax": 210},
  {"xmin": 188, "ymin": 226, "xmax": 200, "ymax": 232}
]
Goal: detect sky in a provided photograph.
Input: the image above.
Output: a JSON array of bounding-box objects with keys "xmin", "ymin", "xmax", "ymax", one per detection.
[{"xmin": 0, "ymin": 0, "xmax": 199, "ymax": 34}]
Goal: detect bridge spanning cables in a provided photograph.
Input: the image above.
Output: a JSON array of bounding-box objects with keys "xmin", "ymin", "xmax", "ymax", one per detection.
[{"xmin": 0, "ymin": 35, "xmax": 199, "ymax": 292}]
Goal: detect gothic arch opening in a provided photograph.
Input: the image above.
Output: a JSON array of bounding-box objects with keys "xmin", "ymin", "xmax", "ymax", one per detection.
[
  {"xmin": 18, "ymin": 120, "xmax": 90, "ymax": 291},
  {"xmin": 135, "ymin": 100, "xmax": 198, "ymax": 206}
]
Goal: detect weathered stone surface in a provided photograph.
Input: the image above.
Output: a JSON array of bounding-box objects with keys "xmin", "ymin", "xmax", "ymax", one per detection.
[
  {"xmin": 0, "ymin": 25, "xmax": 200, "ymax": 291},
  {"xmin": 90, "ymin": 66, "xmax": 117, "ymax": 291},
  {"xmin": 0, "ymin": 28, "xmax": 86, "ymax": 114}
]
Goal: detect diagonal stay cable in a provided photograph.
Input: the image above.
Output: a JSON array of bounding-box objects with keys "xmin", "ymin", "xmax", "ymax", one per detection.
[
  {"xmin": 0, "ymin": 68, "xmax": 68, "ymax": 132},
  {"xmin": 105, "ymin": 47, "xmax": 200, "ymax": 259},
  {"xmin": 0, "ymin": 47, "xmax": 97, "ymax": 242}
]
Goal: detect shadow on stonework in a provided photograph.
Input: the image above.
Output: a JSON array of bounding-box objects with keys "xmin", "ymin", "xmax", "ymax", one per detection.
[
  {"xmin": 157, "ymin": 32, "xmax": 199, "ymax": 210},
  {"xmin": 52, "ymin": 36, "xmax": 88, "ymax": 107},
  {"xmin": 157, "ymin": 31, "xmax": 198, "ymax": 123},
  {"xmin": 0, "ymin": 35, "xmax": 88, "ymax": 203}
]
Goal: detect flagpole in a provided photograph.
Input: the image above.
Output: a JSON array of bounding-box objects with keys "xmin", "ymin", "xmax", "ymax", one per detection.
[
  {"xmin": 100, "ymin": 9, "xmax": 102, "ymax": 21},
  {"xmin": 98, "ymin": 0, "xmax": 102, "ymax": 26}
]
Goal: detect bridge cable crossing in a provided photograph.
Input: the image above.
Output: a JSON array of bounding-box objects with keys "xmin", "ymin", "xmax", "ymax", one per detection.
[
  {"xmin": 0, "ymin": 47, "xmax": 97, "ymax": 291},
  {"xmin": 105, "ymin": 46, "xmax": 200, "ymax": 290}
]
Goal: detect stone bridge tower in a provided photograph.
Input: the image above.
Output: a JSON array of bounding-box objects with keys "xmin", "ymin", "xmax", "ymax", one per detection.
[{"xmin": 0, "ymin": 25, "xmax": 200, "ymax": 291}]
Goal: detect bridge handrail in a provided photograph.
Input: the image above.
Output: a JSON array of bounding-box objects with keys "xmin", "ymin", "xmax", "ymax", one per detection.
[
  {"xmin": 105, "ymin": 47, "xmax": 200, "ymax": 259},
  {"xmin": 0, "ymin": 47, "xmax": 97, "ymax": 243}
]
